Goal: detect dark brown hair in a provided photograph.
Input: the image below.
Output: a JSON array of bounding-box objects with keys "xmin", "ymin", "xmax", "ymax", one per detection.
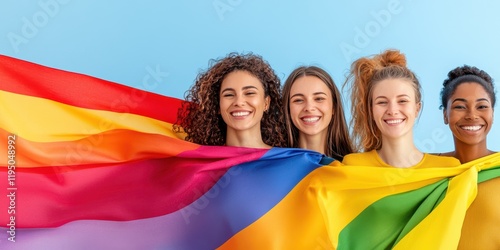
[
  {"xmin": 440, "ymin": 65, "xmax": 496, "ymax": 109},
  {"xmin": 174, "ymin": 52, "xmax": 287, "ymax": 147}
]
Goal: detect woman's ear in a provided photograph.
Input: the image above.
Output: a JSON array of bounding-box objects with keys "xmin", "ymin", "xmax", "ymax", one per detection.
[
  {"xmin": 416, "ymin": 101, "xmax": 422, "ymax": 116},
  {"xmin": 443, "ymin": 109, "xmax": 448, "ymax": 125},
  {"xmin": 265, "ymin": 96, "xmax": 270, "ymax": 111}
]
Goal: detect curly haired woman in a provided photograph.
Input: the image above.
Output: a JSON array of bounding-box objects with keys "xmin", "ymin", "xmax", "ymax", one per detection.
[{"xmin": 174, "ymin": 52, "xmax": 287, "ymax": 148}]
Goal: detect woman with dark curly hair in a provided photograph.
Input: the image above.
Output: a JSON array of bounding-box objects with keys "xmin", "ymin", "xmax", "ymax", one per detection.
[
  {"xmin": 282, "ymin": 66, "xmax": 353, "ymax": 161},
  {"xmin": 174, "ymin": 52, "xmax": 287, "ymax": 148},
  {"xmin": 438, "ymin": 65, "xmax": 499, "ymax": 249}
]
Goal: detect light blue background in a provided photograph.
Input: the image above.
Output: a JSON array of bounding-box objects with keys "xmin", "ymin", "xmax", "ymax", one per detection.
[{"xmin": 1, "ymin": 0, "xmax": 499, "ymax": 153}]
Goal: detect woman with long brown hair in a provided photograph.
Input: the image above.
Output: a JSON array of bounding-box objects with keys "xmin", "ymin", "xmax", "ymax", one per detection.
[{"xmin": 282, "ymin": 66, "xmax": 353, "ymax": 161}]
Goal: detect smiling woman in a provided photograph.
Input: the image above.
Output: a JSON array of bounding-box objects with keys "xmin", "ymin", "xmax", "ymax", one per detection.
[
  {"xmin": 219, "ymin": 70, "xmax": 271, "ymax": 148},
  {"xmin": 282, "ymin": 66, "xmax": 353, "ymax": 161},
  {"xmin": 174, "ymin": 52, "xmax": 287, "ymax": 148},
  {"xmin": 338, "ymin": 48, "xmax": 463, "ymax": 248},
  {"xmin": 439, "ymin": 65, "xmax": 497, "ymax": 163},
  {"xmin": 342, "ymin": 49, "xmax": 460, "ymax": 168},
  {"xmin": 438, "ymin": 65, "xmax": 500, "ymax": 249}
]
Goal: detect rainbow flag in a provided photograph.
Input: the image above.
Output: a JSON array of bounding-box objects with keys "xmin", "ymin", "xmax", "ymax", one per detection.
[{"xmin": 1, "ymin": 55, "xmax": 499, "ymax": 249}]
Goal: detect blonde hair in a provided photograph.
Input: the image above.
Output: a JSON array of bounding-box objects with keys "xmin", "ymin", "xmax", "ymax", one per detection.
[{"xmin": 344, "ymin": 49, "xmax": 422, "ymax": 152}]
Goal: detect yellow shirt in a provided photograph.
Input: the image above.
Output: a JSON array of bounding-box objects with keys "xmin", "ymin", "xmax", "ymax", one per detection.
[
  {"xmin": 342, "ymin": 150, "xmax": 461, "ymax": 168},
  {"xmin": 458, "ymin": 153, "xmax": 500, "ymax": 250}
]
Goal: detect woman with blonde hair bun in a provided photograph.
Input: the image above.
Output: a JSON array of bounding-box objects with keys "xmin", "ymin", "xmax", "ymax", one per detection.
[{"xmin": 342, "ymin": 49, "xmax": 459, "ymax": 168}]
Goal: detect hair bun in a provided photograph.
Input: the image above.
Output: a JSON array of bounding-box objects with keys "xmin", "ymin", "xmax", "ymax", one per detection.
[{"xmin": 377, "ymin": 49, "xmax": 407, "ymax": 68}]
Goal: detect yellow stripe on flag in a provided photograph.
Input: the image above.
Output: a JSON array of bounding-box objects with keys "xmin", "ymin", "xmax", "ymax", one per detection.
[{"xmin": 0, "ymin": 90, "xmax": 176, "ymax": 142}]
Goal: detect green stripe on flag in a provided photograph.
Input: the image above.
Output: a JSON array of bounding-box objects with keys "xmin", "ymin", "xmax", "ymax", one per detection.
[
  {"xmin": 478, "ymin": 165, "xmax": 500, "ymax": 183},
  {"xmin": 338, "ymin": 165, "xmax": 500, "ymax": 250},
  {"xmin": 337, "ymin": 179, "xmax": 448, "ymax": 250}
]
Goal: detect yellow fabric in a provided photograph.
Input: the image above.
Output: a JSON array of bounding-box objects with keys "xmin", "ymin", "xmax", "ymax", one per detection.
[
  {"xmin": 342, "ymin": 151, "xmax": 500, "ymax": 249},
  {"xmin": 458, "ymin": 160, "xmax": 500, "ymax": 249},
  {"xmin": 219, "ymin": 153, "xmax": 500, "ymax": 249},
  {"xmin": 218, "ymin": 167, "xmax": 335, "ymax": 250},
  {"xmin": 394, "ymin": 165, "xmax": 478, "ymax": 250},
  {"xmin": 342, "ymin": 150, "xmax": 461, "ymax": 168},
  {"xmin": 0, "ymin": 90, "xmax": 173, "ymax": 142}
]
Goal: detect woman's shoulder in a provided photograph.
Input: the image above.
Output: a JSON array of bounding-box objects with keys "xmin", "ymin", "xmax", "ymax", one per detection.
[
  {"xmin": 342, "ymin": 151, "xmax": 377, "ymax": 165},
  {"xmin": 422, "ymin": 153, "xmax": 461, "ymax": 167}
]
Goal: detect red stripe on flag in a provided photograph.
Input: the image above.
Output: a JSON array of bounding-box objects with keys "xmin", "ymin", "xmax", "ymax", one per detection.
[{"xmin": 0, "ymin": 55, "xmax": 183, "ymax": 123}]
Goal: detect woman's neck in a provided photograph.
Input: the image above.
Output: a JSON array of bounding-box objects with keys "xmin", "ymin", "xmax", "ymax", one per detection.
[
  {"xmin": 377, "ymin": 137, "xmax": 423, "ymax": 168},
  {"xmin": 225, "ymin": 129, "xmax": 271, "ymax": 149},
  {"xmin": 298, "ymin": 132, "xmax": 327, "ymax": 155},
  {"xmin": 452, "ymin": 139, "xmax": 494, "ymax": 163}
]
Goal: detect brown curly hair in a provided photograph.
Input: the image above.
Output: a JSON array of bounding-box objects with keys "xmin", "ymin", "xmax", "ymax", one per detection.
[
  {"xmin": 344, "ymin": 49, "xmax": 422, "ymax": 152},
  {"xmin": 174, "ymin": 52, "xmax": 287, "ymax": 147},
  {"xmin": 282, "ymin": 66, "xmax": 354, "ymax": 161}
]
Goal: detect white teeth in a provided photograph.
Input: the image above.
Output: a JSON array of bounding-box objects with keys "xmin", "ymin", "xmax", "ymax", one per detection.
[
  {"xmin": 231, "ymin": 111, "xmax": 250, "ymax": 117},
  {"xmin": 386, "ymin": 119, "xmax": 403, "ymax": 124},
  {"xmin": 302, "ymin": 117, "xmax": 320, "ymax": 122},
  {"xmin": 461, "ymin": 125, "xmax": 482, "ymax": 131}
]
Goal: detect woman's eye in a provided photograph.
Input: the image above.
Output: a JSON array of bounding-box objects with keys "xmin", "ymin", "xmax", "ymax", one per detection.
[
  {"xmin": 398, "ymin": 99, "xmax": 409, "ymax": 104},
  {"xmin": 223, "ymin": 93, "xmax": 234, "ymax": 97},
  {"xmin": 315, "ymin": 97, "xmax": 326, "ymax": 102},
  {"xmin": 453, "ymin": 105, "xmax": 465, "ymax": 110},
  {"xmin": 478, "ymin": 105, "xmax": 490, "ymax": 109},
  {"xmin": 292, "ymin": 99, "xmax": 303, "ymax": 103}
]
